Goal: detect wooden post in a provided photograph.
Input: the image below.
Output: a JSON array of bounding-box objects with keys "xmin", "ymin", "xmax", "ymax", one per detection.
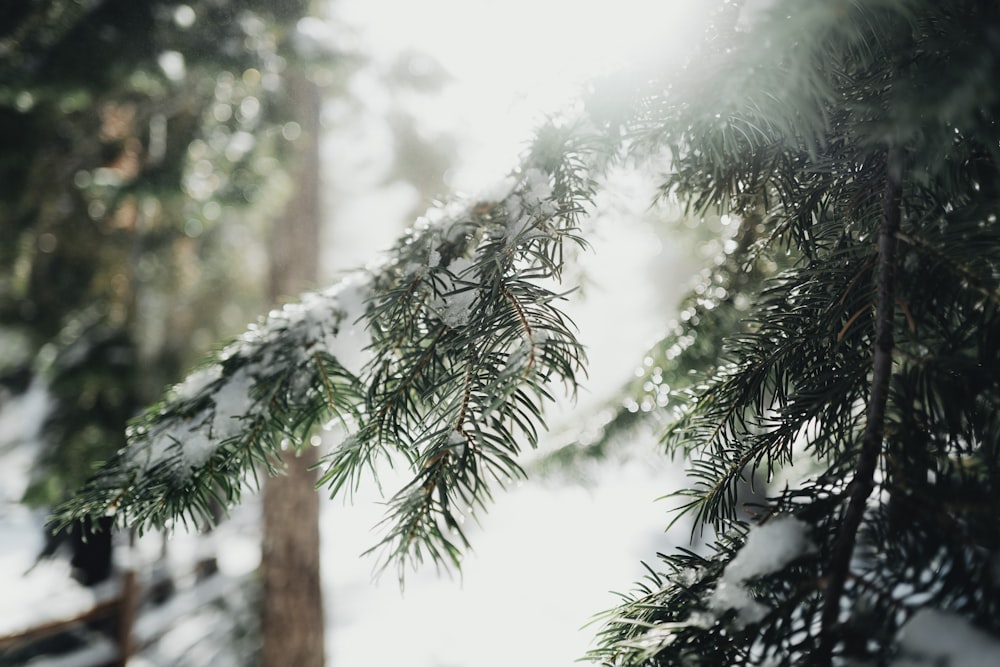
[{"xmin": 117, "ymin": 569, "xmax": 138, "ymax": 666}]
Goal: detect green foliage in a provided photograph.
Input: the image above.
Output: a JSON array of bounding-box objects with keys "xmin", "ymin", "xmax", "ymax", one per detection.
[
  {"xmin": 57, "ymin": 119, "xmax": 607, "ymax": 578},
  {"xmin": 588, "ymin": 0, "xmax": 1000, "ymax": 664},
  {"xmin": 55, "ymin": 0, "xmax": 1000, "ymax": 662}
]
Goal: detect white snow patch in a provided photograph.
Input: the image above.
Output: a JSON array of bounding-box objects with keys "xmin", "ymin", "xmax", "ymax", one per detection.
[
  {"xmin": 130, "ymin": 362, "xmax": 255, "ymax": 474},
  {"xmin": 132, "ymin": 572, "xmax": 243, "ymax": 647},
  {"xmin": 135, "ymin": 408, "xmax": 211, "ymax": 473},
  {"xmin": 520, "ymin": 168, "xmax": 555, "ymax": 211},
  {"xmin": 130, "ymin": 272, "xmax": 375, "ymax": 475},
  {"xmin": 474, "ymin": 173, "xmax": 517, "ymax": 204},
  {"xmin": 209, "ymin": 366, "xmax": 255, "ymax": 442},
  {"xmin": 710, "ymin": 578, "xmax": 768, "ymax": 625},
  {"xmin": 892, "ymin": 608, "xmax": 1000, "ymax": 667},
  {"xmin": 276, "ymin": 271, "xmax": 374, "ymax": 376},
  {"xmin": 0, "ymin": 380, "xmax": 52, "ymax": 502},
  {"xmin": 724, "ymin": 516, "xmax": 813, "ymax": 581},
  {"xmin": 446, "ymin": 255, "xmax": 476, "ymax": 278},
  {"xmin": 215, "ymin": 532, "xmax": 261, "ymax": 577},
  {"xmin": 446, "ymin": 429, "xmax": 468, "ymax": 457},
  {"xmin": 431, "ymin": 256, "xmax": 478, "ymax": 329},
  {"xmin": 418, "ymin": 200, "xmax": 470, "ymax": 232},
  {"xmin": 499, "ymin": 168, "xmax": 559, "ymax": 244},
  {"xmin": 319, "ymin": 272, "xmax": 374, "ymax": 376},
  {"xmin": 0, "ymin": 380, "xmax": 52, "ymax": 450},
  {"xmin": 436, "ymin": 287, "xmax": 477, "ymax": 329},
  {"xmin": 708, "ymin": 516, "xmax": 814, "ymax": 626},
  {"xmin": 0, "ymin": 543, "xmax": 120, "ymax": 637},
  {"xmin": 174, "ymin": 363, "xmax": 223, "ymax": 401}
]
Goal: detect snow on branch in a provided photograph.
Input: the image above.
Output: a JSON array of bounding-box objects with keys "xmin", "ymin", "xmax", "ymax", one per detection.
[
  {"xmin": 705, "ymin": 515, "xmax": 815, "ymax": 627},
  {"xmin": 53, "ymin": 275, "xmax": 372, "ymax": 534},
  {"xmin": 55, "ymin": 117, "xmax": 600, "ymax": 574}
]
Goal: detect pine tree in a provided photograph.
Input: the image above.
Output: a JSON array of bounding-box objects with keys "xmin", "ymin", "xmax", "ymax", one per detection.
[
  {"xmin": 58, "ymin": 0, "xmax": 1000, "ymax": 664},
  {"xmin": 588, "ymin": 1, "xmax": 1000, "ymax": 664}
]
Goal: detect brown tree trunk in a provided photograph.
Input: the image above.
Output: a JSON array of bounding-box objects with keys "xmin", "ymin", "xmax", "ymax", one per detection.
[{"xmin": 260, "ymin": 72, "xmax": 325, "ymax": 667}]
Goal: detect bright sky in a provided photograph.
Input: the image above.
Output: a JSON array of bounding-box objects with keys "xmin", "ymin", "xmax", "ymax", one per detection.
[{"xmin": 333, "ymin": 0, "xmax": 713, "ymax": 189}]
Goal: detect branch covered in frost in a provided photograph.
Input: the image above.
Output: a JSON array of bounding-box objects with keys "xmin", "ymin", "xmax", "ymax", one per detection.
[
  {"xmin": 54, "ymin": 276, "xmax": 370, "ymax": 533},
  {"xmin": 56, "ymin": 117, "xmax": 604, "ymax": 575}
]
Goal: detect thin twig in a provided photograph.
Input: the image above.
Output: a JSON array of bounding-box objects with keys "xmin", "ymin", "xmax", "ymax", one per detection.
[
  {"xmin": 838, "ymin": 255, "xmax": 877, "ymax": 306},
  {"xmin": 313, "ymin": 352, "xmax": 338, "ymax": 412},
  {"xmin": 455, "ymin": 345, "xmax": 475, "ymax": 431},
  {"xmin": 500, "ymin": 282, "xmax": 536, "ymax": 371},
  {"xmin": 818, "ymin": 160, "xmax": 901, "ymax": 664},
  {"xmin": 837, "ymin": 301, "xmax": 872, "ymax": 342}
]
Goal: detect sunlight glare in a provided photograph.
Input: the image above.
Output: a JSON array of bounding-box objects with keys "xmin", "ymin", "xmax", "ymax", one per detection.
[{"xmin": 336, "ymin": 0, "xmax": 712, "ymax": 189}]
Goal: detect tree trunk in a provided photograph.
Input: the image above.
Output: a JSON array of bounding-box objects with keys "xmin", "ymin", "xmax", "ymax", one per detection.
[{"xmin": 260, "ymin": 72, "xmax": 325, "ymax": 667}]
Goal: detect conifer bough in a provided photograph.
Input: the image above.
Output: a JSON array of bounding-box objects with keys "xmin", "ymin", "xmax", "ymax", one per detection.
[
  {"xmin": 57, "ymin": 122, "xmax": 598, "ymax": 577},
  {"xmin": 60, "ymin": 0, "xmax": 1000, "ymax": 664},
  {"xmin": 587, "ymin": 1, "xmax": 1000, "ymax": 665}
]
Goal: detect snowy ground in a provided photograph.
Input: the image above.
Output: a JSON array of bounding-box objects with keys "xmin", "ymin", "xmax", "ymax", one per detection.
[{"xmin": 0, "ymin": 367, "xmax": 695, "ymax": 667}]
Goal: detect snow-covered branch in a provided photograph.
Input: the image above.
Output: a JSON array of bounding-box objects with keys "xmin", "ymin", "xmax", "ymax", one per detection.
[{"xmin": 56, "ymin": 119, "xmax": 599, "ymax": 574}]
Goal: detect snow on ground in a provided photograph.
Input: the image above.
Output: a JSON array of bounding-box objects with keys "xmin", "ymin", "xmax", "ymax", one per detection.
[
  {"xmin": 893, "ymin": 608, "xmax": 1000, "ymax": 667},
  {"xmin": 0, "ymin": 427, "xmax": 691, "ymax": 667},
  {"xmin": 0, "ymin": 505, "xmax": 115, "ymax": 639},
  {"xmin": 0, "ymin": 382, "xmax": 98, "ymax": 640},
  {"xmin": 321, "ymin": 455, "xmax": 689, "ymax": 666}
]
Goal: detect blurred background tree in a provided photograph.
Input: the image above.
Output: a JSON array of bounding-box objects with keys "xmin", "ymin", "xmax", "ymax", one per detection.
[
  {"xmin": 1, "ymin": 0, "xmax": 313, "ymax": 578},
  {"xmin": 0, "ymin": 1, "xmax": 456, "ymax": 664}
]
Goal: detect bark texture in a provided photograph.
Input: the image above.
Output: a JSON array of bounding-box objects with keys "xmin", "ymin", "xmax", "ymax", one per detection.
[
  {"xmin": 260, "ymin": 72, "xmax": 325, "ymax": 667},
  {"xmin": 818, "ymin": 159, "xmax": 902, "ymax": 665}
]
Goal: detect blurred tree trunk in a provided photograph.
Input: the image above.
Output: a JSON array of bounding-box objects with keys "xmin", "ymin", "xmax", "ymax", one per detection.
[{"xmin": 261, "ymin": 72, "xmax": 325, "ymax": 667}]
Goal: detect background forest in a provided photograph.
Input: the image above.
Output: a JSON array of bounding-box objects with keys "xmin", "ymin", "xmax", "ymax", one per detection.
[{"xmin": 4, "ymin": 1, "xmax": 1000, "ymax": 666}]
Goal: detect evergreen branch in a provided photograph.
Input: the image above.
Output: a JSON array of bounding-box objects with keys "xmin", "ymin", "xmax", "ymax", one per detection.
[
  {"xmin": 324, "ymin": 124, "xmax": 593, "ymax": 575},
  {"xmin": 541, "ymin": 211, "xmax": 774, "ymax": 470},
  {"xmin": 896, "ymin": 231, "xmax": 1000, "ymax": 308},
  {"xmin": 368, "ymin": 324, "xmax": 449, "ymax": 447},
  {"xmin": 453, "ymin": 345, "xmax": 478, "ymax": 445},
  {"xmin": 364, "ymin": 267, "xmax": 586, "ymax": 575},
  {"xmin": 57, "ymin": 117, "xmax": 597, "ymax": 553},
  {"xmin": 818, "ymin": 159, "xmax": 902, "ymax": 664},
  {"xmin": 589, "ymin": 2, "xmax": 1000, "ymax": 664},
  {"xmin": 836, "ymin": 301, "xmax": 873, "ymax": 342},
  {"xmin": 658, "ymin": 253, "xmax": 876, "ymax": 529},
  {"xmin": 499, "ymin": 282, "xmax": 536, "ymax": 371}
]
